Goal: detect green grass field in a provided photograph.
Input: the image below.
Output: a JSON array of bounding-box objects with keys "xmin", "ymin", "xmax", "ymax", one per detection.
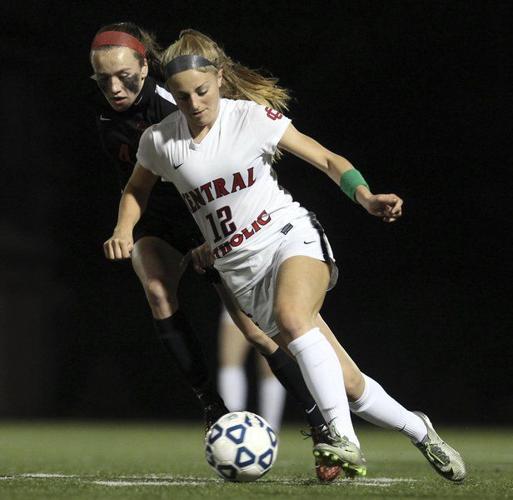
[{"xmin": 0, "ymin": 421, "xmax": 511, "ymax": 499}]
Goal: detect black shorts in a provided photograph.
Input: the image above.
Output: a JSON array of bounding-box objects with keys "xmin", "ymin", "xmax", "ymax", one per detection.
[{"xmin": 133, "ymin": 183, "xmax": 203, "ymax": 255}]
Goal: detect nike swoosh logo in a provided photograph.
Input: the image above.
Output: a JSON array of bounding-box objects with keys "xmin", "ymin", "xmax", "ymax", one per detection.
[
  {"xmin": 304, "ymin": 240, "xmax": 315, "ymax": 245},
  {"xmin": 99, "ymin": 115, "xmax": 111, "ymax": 121},
  {"xmin": 174, "ymin": 163, "xmax": 184, "ymax": 169},
  {"xmin": 306, "ymin": 404, "xmax": 317, "ymax": 414}
]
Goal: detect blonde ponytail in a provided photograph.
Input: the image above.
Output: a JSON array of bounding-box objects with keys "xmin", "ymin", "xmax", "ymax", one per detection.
[{"xmin": 161, "ymin": 29, "xmax": 291, "ymax": 112}]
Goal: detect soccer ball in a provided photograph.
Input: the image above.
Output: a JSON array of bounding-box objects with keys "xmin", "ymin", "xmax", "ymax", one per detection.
[{"xmin": 205, "ymin": 411, "xmax": 278, "ymax": 482}]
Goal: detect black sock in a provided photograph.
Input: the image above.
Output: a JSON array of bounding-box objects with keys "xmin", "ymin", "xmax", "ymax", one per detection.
[
  {"xmin": 153, "ymin": 311, "xmax": 223, "ymax": 409},
  {"xmin": 263, "ymin": 347, "xmax": 326, "ymax": 428}
]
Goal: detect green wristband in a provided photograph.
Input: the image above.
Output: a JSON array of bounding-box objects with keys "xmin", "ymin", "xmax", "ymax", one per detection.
[{"xmin": 339, "ymin": 168, "xmax": 369, "ymax": 203}]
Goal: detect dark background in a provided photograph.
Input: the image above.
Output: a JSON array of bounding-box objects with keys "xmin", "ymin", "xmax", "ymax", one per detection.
[{"xmin": 0, "ymin": 1, "xmax": 511, "ymax": 424}]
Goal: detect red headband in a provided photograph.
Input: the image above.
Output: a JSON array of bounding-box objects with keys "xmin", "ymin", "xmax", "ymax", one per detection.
[{"xmin": 91, "ymin": 31, "xmax": 146, "ymax": 56}]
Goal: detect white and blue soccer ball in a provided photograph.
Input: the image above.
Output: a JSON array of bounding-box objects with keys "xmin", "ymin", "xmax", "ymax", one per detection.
[{"xmin": 205, "ymin": 411, "xmax": 278, "ymax": 482}]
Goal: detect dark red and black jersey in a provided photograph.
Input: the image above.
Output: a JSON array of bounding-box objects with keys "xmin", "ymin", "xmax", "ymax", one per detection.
[
  {"xmin": 95, "ymin": 76, "xmax": 176, "ymax": 188},
  {"xmin": 94, "ymin": 76, "xmax": 202, "ymax": 252}
]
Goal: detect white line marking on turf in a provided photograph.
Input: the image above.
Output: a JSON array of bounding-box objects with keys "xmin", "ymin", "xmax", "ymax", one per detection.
[
  {"xmin": 347, "ymin": 477, "xmax": 417, "ymax": 487},
  {"xmin": 93, "ymin": 477, "xmax": 417, "ymax": 488},
  {"xmin": 0, "ymin": 473, "xmax": 416, "ymax": 488},
  {"xmin": 93, "ymin": 480, "xmax": 210, "ymax": 487},
  {"xmin": 20, "ymin": 473, "xmax": 79, "ymax": 478},
  {"xmin": 274, "ymin": 477, "xmax": 416, "ymax": 487},
  {"xmin": 117, "ymin": 475, "xmax": 219, "ymax": 482},
  {"xmin": 358, "ymin": 478, "xmax": 416, "ymax": 483}
]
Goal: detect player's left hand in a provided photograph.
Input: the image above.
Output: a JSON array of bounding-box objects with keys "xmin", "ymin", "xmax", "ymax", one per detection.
[
  {"xmin": 360, "ymin": 193, "xmax": 403, "ymax": 223},
  {"xmin": 191, "ymin": 242, "xmax": 215, "ymax": 274}
]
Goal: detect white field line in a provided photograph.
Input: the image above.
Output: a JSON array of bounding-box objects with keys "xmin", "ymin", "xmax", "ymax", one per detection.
[
  {"xmin": 347, "ymin": 477, "xmax": 417, "ymax": 488},
  {"xmin": 0, "ymin": 473, "xmax": 417, "ymax": 488},
  {"xmin": 92, "ymin": 480, "xmax": 208, "ymax": 487},
  {"xmin": 20, "ymin": 473, "xmax": 80, "ymax": 478}
]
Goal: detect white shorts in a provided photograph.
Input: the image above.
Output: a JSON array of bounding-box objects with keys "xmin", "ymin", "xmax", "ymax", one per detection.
[{"xmin": 232, "ymin": 212, "xmax": 338, "ymax": 337}]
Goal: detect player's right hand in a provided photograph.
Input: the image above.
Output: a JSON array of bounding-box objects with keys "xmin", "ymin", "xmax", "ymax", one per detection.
[
  {"xmin": 190, "ymin": 242, "xmax": 215, "ymax": 274},
  {"xmin": 103, "ymin": 231, "xmax": 134, "ymax": 260}
]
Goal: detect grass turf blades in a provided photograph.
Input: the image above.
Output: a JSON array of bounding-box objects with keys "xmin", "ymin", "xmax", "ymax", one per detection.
[{"xmin": 0, "ymin": 421, "xmax": 511, "ymax": 499}]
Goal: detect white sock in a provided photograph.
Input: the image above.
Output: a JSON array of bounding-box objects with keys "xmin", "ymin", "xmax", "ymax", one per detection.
[
  {"xmin": 349, "ymin": 374, "xmax": 427, "ymax": 442},
  {"xmin": 288, "ymin": 328, "xmax": 358, "ymax": 446},
  {"xmin": 258, "ymin": 376, "xmax": 286, "ymax": 432},
  {"xmin": 218, "ymin": 365, "xmax": 247, "ymax": 411}
]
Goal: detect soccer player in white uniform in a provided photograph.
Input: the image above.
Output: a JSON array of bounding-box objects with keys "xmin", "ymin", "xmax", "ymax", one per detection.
[
  {"xmin": 105, "ymin": 29, "xmax": 466, "ymax": 481},
  {"xmin": 94, "ymin": 24, "xmax": 348, "ymax": 483}
]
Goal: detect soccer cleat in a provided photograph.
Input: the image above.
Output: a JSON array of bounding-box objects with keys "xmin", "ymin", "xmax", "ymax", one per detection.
[
  {"xmin": 312, "ymin": 422, "xmax": 367, "ymax": 479},
  {"xmin": 412, "ymin": 411, "xmax": 466, "ymax": 482},
  {"xmin": 305, "ymin": 424, "xmax": 343, "ymax": 482},
  {"xmin": 203, "ymin": 401, "xmax": 229, "ymax": 434}
]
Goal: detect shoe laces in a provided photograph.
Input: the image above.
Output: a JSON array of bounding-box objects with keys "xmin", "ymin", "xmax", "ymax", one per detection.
[
  {"xmin": 300, "ymin": 429, "xmax": 312, "ymax": 440},
  {"xmin": 423, "ymin": 441, "xmax": 450, "ymax": 466},
  {"xmin": 301, "ymin": 424, "xmax": 330, "ymax": 445}
]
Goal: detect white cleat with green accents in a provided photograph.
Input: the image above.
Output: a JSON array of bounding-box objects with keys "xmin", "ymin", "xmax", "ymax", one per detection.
[
  {"xmin": 312, "ymin": 423, "xmax": 367, "ymax": 479},
  {"xmin": 413, "ymin": 411, "xmax": 467, "ymax": 482}
]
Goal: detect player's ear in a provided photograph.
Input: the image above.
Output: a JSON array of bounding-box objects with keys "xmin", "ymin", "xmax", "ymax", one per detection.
[{"xmin": 141, "ymin": 58, "xmax": 149, "ymax": 78}]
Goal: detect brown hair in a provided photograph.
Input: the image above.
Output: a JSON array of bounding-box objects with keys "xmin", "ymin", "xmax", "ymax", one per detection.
[{"xmin": 91, "ymin": 22, "xmax": 164, "ymax": 80}]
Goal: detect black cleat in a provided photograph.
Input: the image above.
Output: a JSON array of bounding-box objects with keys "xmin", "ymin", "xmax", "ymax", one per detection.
[{"xmin": 203, "ymin": 402, "xmax": 229, "ymax": 433}]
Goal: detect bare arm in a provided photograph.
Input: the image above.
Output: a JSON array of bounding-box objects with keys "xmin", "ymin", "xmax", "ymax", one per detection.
[
  {"xmin": 103, "ymin": 164, "xmax": 158, "ymax": 259},
  {"xmin": 278, "ymin": 124, "xmax": 403, "ymax": 222}
]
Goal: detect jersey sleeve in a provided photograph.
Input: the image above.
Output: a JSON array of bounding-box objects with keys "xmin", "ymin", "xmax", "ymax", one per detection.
[
  {"xmin": 136, "ymin": 126, "xmax": 165, "ymax": 177},
  {"xmin": 246, "ymin": 102, "xmax": 291, "ymax": 155}
]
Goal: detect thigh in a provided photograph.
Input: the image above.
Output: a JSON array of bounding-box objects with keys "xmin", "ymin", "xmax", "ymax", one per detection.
[
  {"xmin": 131, "ymin": 236, "xmax": 186, "ymax": 294},
  {"xmin": 275, "ymin": 255, "xmax": 331, "ymax": 326},
  {"xmin": 233, "ymin": 256, "xmax": 330, "ymax": 340}
]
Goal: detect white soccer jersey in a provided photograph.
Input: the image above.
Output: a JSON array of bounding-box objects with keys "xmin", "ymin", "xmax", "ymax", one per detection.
[{"xmin": 137, "ymin": 98, "xmax": 308, "ymax": 293}]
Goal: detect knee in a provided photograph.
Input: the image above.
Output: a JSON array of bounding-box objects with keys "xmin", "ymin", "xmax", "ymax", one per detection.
[
  {"xmin": 144, "ymin": 278, "xmax": 175, "ymax": 310},
  {"xmin": 274, "ymin": 305, "xmax": 312, "ymax": 343}
]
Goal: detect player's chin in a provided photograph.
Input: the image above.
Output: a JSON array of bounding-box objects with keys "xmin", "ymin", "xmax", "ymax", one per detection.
[
  {"xmin": 191, "ymin": 110, "xmax": 210, "ymax": 124},
  {"xmin": 109, "ymin": 97, "xmax": 131, "ymax": 111}
]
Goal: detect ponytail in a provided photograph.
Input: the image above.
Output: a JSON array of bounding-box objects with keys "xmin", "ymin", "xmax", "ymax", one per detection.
[{"xmin": 162, "ymin": 29, "xmax": 291, "ymax": 111}]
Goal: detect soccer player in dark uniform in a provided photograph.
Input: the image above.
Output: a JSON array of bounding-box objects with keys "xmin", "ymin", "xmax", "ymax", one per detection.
[
  {"xmin": 90, "ymin": 23, "xmax": 230, "ymax": 427},
  {"xmin": 89, "ymin": 25, "xmax": 343, "ymax": 483}
]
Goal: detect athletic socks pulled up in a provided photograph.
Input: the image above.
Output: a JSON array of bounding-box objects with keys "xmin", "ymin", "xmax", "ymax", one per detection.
[
  {"xmin": 263, "ymin": 346, "xmax": 325, "ymax": 428},
  {"xmin": 288, "ymin": 327, "xmax": 359, "ymax": 446},
  {"xmin": 153, "ymin": 311, "xmax": 223, "ymax": 408},
  {"xmin": 349, "ymin": 374, "xmax": 427, "ymax": 443}
]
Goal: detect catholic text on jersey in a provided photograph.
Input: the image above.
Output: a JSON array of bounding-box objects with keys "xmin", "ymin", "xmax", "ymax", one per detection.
[{"xmin": 211, "ymin": 210, "xmax": 271, "ymax": 259}]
